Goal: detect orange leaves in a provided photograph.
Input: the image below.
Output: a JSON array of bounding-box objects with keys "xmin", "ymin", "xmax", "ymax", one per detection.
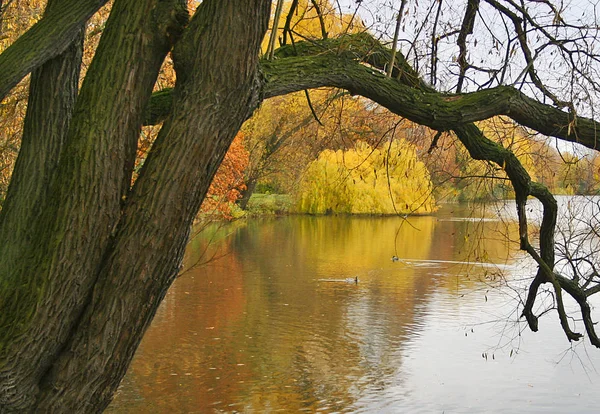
[{"xmin": 199, "ymin": 132, "xmax": 250, "ymax": 220}]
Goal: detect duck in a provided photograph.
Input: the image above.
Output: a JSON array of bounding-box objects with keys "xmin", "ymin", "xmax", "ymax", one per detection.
[
  {"xmin": 391, "ymin": 256, "xmax": 400, "ymax": 262},
  {"xmin": 344, "ymin": 276, "xmax": 359, "ymax": 284}
]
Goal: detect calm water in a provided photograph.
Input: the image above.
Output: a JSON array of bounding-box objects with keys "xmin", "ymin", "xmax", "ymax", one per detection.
[{"xmin": 108, "ymin": 199, "xmax": 600, "ymax": 413}]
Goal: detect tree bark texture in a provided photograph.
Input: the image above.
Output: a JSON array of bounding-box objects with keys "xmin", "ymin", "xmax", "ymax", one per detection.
[
  {"xmin": 0, "ymin": 0, "xmax": 268, "ymax": 411},
  {"xmin": 0, "ymin": 0, "xmax": 108, "ymax": 101},
  {"xmin": 0, "ymin": 0, "xmax": 188, "ymax": 410},
  {"xmin": 34, "ymin": 1, "xmax": 269, "ymax": 411},
  {"xmin": 0, "ymin": 17, "xmax": 85, "ymax": 411}
]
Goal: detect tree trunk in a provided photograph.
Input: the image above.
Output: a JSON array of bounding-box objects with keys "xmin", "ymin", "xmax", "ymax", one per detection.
[
  {"xmin": 0, "ymin": 13, "xmax": 84, "ymax": 412},
  {"xmin": 0, "ymin": 9, "xmax": 84, "ymax": 283},
  {"xmin": 239, "ymin": 177, "xmax": 258, "ymax": 210},
  {"xmin": 33, "ymin": 1, "xmax": 268, "ymax": 411},
  {"xmin": 0, "ymin": 0, "xmax": 109, "ymax": 101},
  {"xmin": 0, "ymin": 0, "xmax": 188, "ymax": 410}
]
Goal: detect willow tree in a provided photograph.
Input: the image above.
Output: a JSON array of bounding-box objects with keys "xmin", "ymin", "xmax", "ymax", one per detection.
[{"xmin": 2, "ymin": 0, "xmax": 600, "ymax": 412}]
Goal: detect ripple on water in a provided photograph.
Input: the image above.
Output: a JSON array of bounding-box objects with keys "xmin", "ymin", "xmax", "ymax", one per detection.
[{"xmin": 108, "ymin": 211, "xmax": 600, "ymax": 413}]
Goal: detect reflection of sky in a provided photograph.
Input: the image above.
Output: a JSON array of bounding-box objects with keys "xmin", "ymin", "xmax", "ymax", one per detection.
[{"xmin": 109, "ymin": 205, "xmax": 600, "ymax": 413}]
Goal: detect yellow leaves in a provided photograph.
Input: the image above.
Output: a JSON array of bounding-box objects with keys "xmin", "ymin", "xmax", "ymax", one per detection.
[
  {"xmin": 296, "ymin": 139, "xmax": 436, "ymax": 215},
  {"xmin": 0, "ymin": 0, "xmax": 46, "ymax": 52},
  {"xmin": 262, "ymin": 0, "xmax": 365, "ymax": 54}
]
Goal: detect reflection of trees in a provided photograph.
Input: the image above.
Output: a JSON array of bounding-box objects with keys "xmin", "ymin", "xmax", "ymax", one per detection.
[
  {"xmin": 430, "ymin": 204, "xmax": 521, "ymax": 293},
  {"xmin": 111, "ymin": 252, "xmax": 251, "ymax": 413},
  {"xmin": 111, "ymin": 213, "xmax": 521, "ymax": 412},
  {"xmin": 230, "ymin": 216, "xmax": 440, "ymax": 411}
]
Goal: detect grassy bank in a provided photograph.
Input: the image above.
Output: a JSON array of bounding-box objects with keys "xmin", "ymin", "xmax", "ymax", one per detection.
[{"xmin": 245, "ymin": 193, "xmax": 293, "ymax": 216}]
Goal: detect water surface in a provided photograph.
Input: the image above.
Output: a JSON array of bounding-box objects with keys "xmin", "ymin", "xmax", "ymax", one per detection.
[{"xmin": 108, "ymin": 200, "xmax": 600, "ymax": 413}]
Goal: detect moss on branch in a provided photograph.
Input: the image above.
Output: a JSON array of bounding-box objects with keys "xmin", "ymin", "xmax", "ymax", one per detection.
[{"xmin": 145, "ymin": 33, "xmax": 600, "ymax": 152}]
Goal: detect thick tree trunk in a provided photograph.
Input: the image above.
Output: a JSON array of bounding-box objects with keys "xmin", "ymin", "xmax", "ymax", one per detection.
[
  {"xmin": 0, "ymin": 0, "xmax": 187, "ymax": 410},
  {"xmin": 0, "ymin": 19, "xmax": 83, "ymax": 281},
  {"xmin": 0, "ymin": 17, "xmax": 84, "ymax": 412},
  {"xmin": 33, "ymin": 0, "xmax": 270, "ymax": 411}
]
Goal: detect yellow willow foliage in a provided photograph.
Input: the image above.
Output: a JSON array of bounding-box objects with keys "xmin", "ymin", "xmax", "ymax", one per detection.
[
  {"xmin": 242, "ymin": 89, "xmax": 378, "ymax": 194},
  {"xmin": 297, "ymin": 140, "xmax": 436, "ymax": 215}
]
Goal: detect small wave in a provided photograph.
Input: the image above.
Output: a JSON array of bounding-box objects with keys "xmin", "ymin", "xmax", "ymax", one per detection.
[{"xmin": 395, "ymin": 258, "xmax": 516, "ymax": 270}]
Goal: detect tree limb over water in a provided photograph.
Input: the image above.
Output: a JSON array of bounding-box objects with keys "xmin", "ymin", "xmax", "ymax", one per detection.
[
  {"xmin": 146, "ymin": 32, "xmax": 600, "ymax": 347},
  {"xmin": 148, "ymin": 33, "xmax": 600, "ymax": 152}
]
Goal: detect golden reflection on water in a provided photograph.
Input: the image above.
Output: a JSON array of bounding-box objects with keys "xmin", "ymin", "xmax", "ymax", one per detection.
[{"xmin": 108, "ymin": 206, "xmax": 522, "ymax": 413}]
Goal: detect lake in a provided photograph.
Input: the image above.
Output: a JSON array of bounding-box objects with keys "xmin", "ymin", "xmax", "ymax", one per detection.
[{"xmin": 108, "ymin": 198, "xmax": 600, "ymax": 413}]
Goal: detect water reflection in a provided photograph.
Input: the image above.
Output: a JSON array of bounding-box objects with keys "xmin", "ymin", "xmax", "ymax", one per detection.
[{"xmin": 108, "ymin": 203, "xmax": 600, "ymax": 413}]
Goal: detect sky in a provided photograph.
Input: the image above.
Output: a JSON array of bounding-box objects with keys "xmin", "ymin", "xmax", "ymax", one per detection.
[{"xmin": 328, "ymin": 0, "xmax": 600, "ymax": 155}]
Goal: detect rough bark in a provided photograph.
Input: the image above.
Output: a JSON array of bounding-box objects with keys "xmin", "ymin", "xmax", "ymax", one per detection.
[
  {"xmin": 34, "ymin": 0, "xmax": 269, "ymax": 411},
  {"xmin": 0, "ymin": 0, "xmax": 108, "ymax": 101},
  {"xmin": 0, "ymin": 15, "xmax": 85, "ymax": 413},
  {"xmin": 0, "ymin": 0, "xmax": 187, "ymax": 410},
  {"xmin": 0, "ymin": 25, "xmax": 83, "ymax": 266}
]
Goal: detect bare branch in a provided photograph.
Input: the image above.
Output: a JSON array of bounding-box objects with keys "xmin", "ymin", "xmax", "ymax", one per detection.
[{"xmin": 456, "ymin": 0, "xmax": 480, "ymax": 92}]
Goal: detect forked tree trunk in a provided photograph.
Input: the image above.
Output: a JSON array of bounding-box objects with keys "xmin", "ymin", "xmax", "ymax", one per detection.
[
  {"xmin": 0, "ymin": 0, "xmax": 269, "ymax": 412},
  {"xmin": 0, "ymin": 0, "xmax": 189, "ymax": 410},
  {"xmin": 34, "ymin": 1, "xmax": 270, "ymax": 411}
]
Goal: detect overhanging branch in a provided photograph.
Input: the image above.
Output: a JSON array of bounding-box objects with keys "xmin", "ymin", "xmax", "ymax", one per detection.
[
  {"xmin": 142, "ymin": 32, "xmax": 600, "ymax": 346},
  {"xmin": 146, "ymin": 34, "xmax": 600, "ymax": 151}
]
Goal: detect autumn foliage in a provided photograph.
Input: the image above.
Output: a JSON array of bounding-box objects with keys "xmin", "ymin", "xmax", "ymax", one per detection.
[
  {"xmin": 297, "ymin": 140, "xmax": 436, "ymax": 215},
  {"xmin": 199, "ymin": 133, "xmax": 249, "ymax": 220}
]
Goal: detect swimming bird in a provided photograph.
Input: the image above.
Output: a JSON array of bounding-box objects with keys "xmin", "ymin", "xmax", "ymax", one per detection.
[
  {"xmin": 391, "ymin": 256, "xmax": 400, "ymax": 262},
  {"xmin": 345, "ymin": 276, "xmax": 359, "ymax": 284}
]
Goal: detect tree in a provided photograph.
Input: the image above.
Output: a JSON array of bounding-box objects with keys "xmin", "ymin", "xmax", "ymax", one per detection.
[
  {"xmin": 0, "ymin": 0, "xmax": 268, "ymax": 411},
  {"xmin": 297, "ymin": 140, "xmax": 435, "ymax": 214},
  {"xmin": 199, "ymin": 132, "xmax": 250, "ymax": 220},
  {"xmin": 2, "ymin": 0, "xmax": 600, "ymax": 412},
  {"xmin": 239, "ymin": 90, "xmax": 383, "ymax": 208},
  {"xmin": 238, "ymin": 0, "xmax": 367, "ymax": 208}
]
